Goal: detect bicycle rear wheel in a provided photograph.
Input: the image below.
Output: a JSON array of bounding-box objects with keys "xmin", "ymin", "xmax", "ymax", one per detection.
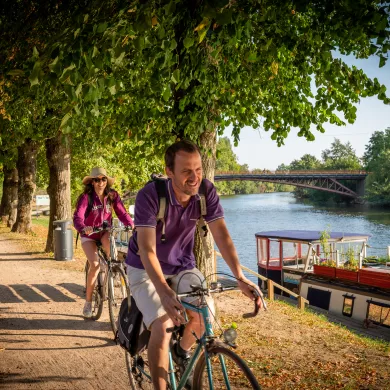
[
  {"xmin": 193, "ymin": 345, "xmax": 261, "ymax": 390},
  {"xmin": 125, "ymin": 351, "xmax": 154, "ymax": 390},
  {"xmin": 108, "ymin": 265, "xmax": 129, "ymax": 334}
]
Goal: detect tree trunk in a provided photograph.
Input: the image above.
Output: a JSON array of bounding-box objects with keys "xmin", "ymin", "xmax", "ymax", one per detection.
[
  {"xmin": 11, "ymin": 139, "xmax": 39, "ymax": 233},
  {"xmin": 194, "ymin": 130, "xmax": 217, "ymax": 282},
  {"xmin": 45, "ymin": 133, "xmax": 71, "ymax": 252},
  {"xmin": 0, "ymin": 166, "xmax": 18, "ymax": 226}
]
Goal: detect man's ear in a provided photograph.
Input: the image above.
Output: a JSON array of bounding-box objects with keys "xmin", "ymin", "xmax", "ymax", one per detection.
[{"xmin": 165, "ymin": 166, "xmax": 174, "ymax": 179}]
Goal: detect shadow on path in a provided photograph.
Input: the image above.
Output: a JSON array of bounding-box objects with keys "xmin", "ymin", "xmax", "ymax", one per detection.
[
  {"xmin": 0, "ymin": 317, "xmax": 112, "ymax": 332},
  {"xmin": 0, "ymin": 284, "xmax": 82, "ymax": 303},
  {"xmin": 0, "ymin": 373, "xmax": 87, "ymax": 386},
  {"xmin": 0, "ymin": 332, "xmax": 114, "ymax": 351}
]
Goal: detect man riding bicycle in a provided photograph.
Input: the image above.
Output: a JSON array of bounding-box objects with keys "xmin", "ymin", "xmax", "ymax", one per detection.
[{"xmin": 125, "ymin": 140, "xmax": 263, "ymax": 390}]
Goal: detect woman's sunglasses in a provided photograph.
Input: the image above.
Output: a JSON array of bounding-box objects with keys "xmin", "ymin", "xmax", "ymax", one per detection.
[{"xmin": 93, "ymin": 177, "xmax": 107, "ymax": 183}]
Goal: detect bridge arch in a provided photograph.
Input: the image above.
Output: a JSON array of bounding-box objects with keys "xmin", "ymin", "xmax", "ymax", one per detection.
[{"xmin": 214, "ymin": 171, "xmax": 368, "ymax": 199}]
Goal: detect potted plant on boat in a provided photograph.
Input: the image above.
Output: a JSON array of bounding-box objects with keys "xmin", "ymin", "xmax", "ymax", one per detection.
[
  {"xmin": 335, "ymin": 247, "xmax": 359, "ymax": 282},
  {"xmin": 313, "ymin": 227, "xmax": 336, "ymax": 277}
]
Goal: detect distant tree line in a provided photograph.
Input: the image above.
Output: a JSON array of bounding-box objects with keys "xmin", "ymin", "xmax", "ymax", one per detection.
[{"xmin": 215, "ymin": 128, "xmax": 390, "ymax": 206}]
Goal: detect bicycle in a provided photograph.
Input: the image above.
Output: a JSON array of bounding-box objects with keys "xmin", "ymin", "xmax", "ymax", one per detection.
[
  {"xmin": 84, "ymin": 221, "xmax": 131, "ymax": 335},
  {"xmin": 124, "ymin": 275, "xmax": 264, "ymax": 389}
]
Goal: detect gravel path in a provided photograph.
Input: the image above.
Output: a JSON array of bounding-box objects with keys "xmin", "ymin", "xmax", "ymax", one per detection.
[{"xmin": 0, "ymin": 234, "xmax": 130, "ymax": 389}]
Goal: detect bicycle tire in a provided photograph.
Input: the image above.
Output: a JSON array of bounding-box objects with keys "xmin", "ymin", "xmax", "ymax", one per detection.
[
  {"xmin": 85, "ymin": 256, "xmax": 104, "ymax": 321},
  {"xmin": 108, "ymin": 265, "xmax": 129, "ymax": 334},
  {"xmin": 192, "ymin": 345, "xmax": 261, "ymax": 390},
  {"xmin": 125, "ymin": 350, "xmax": 154, "ymax": 390}
]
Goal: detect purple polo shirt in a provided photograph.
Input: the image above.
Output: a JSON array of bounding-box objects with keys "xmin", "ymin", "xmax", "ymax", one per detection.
[
  {"xmin": 126, "ymin": 179, "xmax": 224, "ymax": 274},
  {"xmin": 73, "ymin": 189, "xmax": 133, "ymax": 240}
]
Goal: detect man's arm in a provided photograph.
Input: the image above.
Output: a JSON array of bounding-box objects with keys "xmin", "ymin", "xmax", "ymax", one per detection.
[
  {"xmin": 136, "ymin": 227, "xmax": 185, "ymax": 325},
  {"xmin": 208, "ymin": 218, "xmax": 264, "ymax": 310}
]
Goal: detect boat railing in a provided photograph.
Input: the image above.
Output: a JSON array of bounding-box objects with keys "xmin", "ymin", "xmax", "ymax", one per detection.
[{"xmin": 215, "ymin": 251, "xmax": 309, "ymax": 311}]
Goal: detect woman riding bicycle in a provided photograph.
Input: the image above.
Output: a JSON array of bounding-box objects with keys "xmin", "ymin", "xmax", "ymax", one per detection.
[{"xmin": 73, "ymin": 167, "xmax": 134, "ymax": 318}]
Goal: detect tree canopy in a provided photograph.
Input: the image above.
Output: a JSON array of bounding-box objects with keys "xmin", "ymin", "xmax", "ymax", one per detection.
[{"xmin": 1, "ymin": 0, "xmax": 389, "ymax": 155}]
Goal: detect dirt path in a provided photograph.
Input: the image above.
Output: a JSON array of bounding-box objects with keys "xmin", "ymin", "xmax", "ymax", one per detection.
[{"xmin": 0, "ymin": 234, "xmax": 130, "ymax": 389}]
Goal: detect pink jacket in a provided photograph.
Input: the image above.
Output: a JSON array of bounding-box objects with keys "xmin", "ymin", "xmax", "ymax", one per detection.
[{"xmin": 73, "ymin": 189, "xmax": 133, "ymax": 240}]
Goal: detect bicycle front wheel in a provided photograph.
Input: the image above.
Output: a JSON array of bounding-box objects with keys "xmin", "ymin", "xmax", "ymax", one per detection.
[
  {"xmin": 193, "ymin": 345, "xmax": 261, "ymax": 390},
  {"xmin": 108, "ymin": 265, "xmax": 129, "ymax": 334}
]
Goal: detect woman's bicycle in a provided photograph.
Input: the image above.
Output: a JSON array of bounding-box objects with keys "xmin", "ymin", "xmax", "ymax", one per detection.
[
  {"xmin": 85, "ymin": 221, "xmax": 131, "ymax": 335},
  {"xmin": 124, "ymin": 276, "xmax": 263, "ymax": 389}
]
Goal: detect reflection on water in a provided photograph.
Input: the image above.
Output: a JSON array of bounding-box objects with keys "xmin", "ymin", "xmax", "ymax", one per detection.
[{"xmin": 219, "ymin": 193, "xmax": 390, "ymax": 281}]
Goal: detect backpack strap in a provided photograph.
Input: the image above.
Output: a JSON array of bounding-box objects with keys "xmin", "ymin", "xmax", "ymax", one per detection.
[
  {"xmin": 197, "ymin": 179, "xmax": 211, "ymax": 259},
  {"xmin": 154, "ymin": 179, "xmax": 168, "ymax": 242}
]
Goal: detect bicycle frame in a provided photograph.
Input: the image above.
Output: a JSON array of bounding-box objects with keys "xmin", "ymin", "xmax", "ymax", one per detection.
[
  {"xmin": 168, "ymin": 300, "xmax": 219, "ymax": 390},
  {"xmin": 96, "ymin": 227, "xmax": 127, "ymax": 301}
]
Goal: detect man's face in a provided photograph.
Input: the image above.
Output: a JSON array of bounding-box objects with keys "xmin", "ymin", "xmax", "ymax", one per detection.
[{"xmin": 166, "ymin": 151, "xmax": 202, "ymax": 197}]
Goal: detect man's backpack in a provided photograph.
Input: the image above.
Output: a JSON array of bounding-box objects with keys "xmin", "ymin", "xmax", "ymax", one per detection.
[
  {"xmin": 116, "ymin": 296, "xmax": 150, "ymax": 356},
  {"xmin": 150, "ymin": 174, "xmax": 211, "ymax": 258}
]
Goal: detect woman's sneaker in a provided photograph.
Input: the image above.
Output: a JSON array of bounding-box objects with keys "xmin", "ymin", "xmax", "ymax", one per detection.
[{"xmin": 83, "ymin": 301, "xmax": 93, "ymax": 318}]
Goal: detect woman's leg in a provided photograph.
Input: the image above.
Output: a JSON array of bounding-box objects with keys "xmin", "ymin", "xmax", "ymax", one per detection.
[{"xmin": 82, "ymin": 240, "xmax": 100, "ymax": 302}]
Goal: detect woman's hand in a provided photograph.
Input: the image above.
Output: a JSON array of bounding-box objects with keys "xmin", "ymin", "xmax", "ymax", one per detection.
[
  {"xmin": 237, "ymin": 277, "xmax": 264, "ymax": 311},
  {"xmin": 82, "ymin": 226, "xmax": 93, "ymax": 235}
]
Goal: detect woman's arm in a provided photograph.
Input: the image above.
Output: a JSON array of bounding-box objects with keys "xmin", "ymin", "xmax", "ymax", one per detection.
[
  {"xmin": 112, "ymin": 191, "xmax": 134, "ymax": 227},
  {"xmin": 73, "ymin": 194, "xmax": 88, "ymax": 233}
]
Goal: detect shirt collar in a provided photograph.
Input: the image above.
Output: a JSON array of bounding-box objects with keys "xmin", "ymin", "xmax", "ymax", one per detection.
[{"xmin": 167, "ymin": 179, "xmax": 200, "ymax": 207}]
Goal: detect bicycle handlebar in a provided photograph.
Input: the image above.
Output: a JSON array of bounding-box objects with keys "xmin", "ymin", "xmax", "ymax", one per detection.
[
  {"xmin": 177, "ymin": 284, "xmax": 266, "ymax": 319},
  {"xmin": 85, "ymin": 224, "xmax": 132, "ymax": 236}
]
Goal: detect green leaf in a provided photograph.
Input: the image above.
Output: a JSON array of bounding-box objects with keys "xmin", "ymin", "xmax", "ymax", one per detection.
[
  {"xmin": 198, "ymin": 28, "xmax": 208, "ymax": 43},
  {"xmin": 247, "ymin": 52, "xmax": 257, "ymax": 62},
  {"xmin": 172, "ymin": 69, "xmax": 180, "ymax": 84},
  {"xmin": 97, "ymin": 22, "xmax": 108, "ymax": 33},
  {"xmin": 32, "ymin": 47, "xmax": 39, "ymax": 59},
  {"xmin": 48, "ymin": 56, "xmax": 61, "ymax": 75},
  {"xmin": 7, "ymin": 69, "xmax": 24, "ymax": 76},
  {"xmin": 75, "ymin": 82, "xmax": 83, "ymax": 97},
  {"xmin": 60, "ymin": 112, "xmax": 72, "ymax": 129},
  {"xmin": 92, "ymin": 46, "xmax": 100, "ymax": 58},
  {"xmin": 74, "ymin": 28, "xmax": 81, "ymax": 39},
  {"xmin": 379, "ymin": 55, "xmax": 386, "ymax": 68},
  {"xmin": 28, "ymin": 61, "xmax": 42, "ymax": 86},
  {"xmin": 162, "ymin": 86, "xmax": 171, "ymax": 101},
  {"xmin": 183, "ymin": 37, "xmax": 194, "ymax": 49},
  {"xmin": 170, "ymin": 40, "xmax": 177, "ymax": 51}
]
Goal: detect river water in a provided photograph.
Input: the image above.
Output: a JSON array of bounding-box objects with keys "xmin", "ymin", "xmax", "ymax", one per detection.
[{"xmin": 219, "ymin": 192, "xmax": 390, "ymax": 281}]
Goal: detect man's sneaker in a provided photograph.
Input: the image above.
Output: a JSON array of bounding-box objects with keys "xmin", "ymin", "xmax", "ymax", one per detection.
[
  {"xmin": 83, "ymin": 301, "xmax": 92, "ymax": 318},
  {"xmin": 171, "ymin": 341, "xmax": 193, "ymax": 389}
]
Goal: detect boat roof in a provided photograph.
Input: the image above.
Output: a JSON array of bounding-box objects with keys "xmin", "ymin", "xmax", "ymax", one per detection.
[{"xmin": 255, "ymin": 230, "xmax": 371, "ymax": 242}]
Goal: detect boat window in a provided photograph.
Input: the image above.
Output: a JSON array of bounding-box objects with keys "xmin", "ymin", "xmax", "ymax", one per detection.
[
  {"xmin": 257, "ymin": 238, "xmax": 268, "ymax": 266},
  {"xmin": 366, "ymin": 300, "xmax": 390, "ymax": 328},
  {"xmin": 269, "ymin": 240, "xmax": 281, "ymax": 269},
  {"xmin": 342, "ymin": 295, "xmax": 355, "ymax": 317}
]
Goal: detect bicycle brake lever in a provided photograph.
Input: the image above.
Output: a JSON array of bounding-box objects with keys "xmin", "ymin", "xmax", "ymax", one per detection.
[{"xmin": 242, "ymin": 291, "xmax": 266, "ymax": 318}]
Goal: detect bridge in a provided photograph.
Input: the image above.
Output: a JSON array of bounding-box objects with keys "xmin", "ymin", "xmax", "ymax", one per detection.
[{"xmin": 214, "ymin": 170, "xmax": 368, "ymax": 198}]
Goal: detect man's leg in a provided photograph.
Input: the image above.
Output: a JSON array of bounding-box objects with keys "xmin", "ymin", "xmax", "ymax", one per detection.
[
  {"xmin": 148, "ymin": 314, "xmax": 174, "ymax": 390},
  {"xmin": 127, "ymin": 266, "xmax": 172, "ymax": 390}
]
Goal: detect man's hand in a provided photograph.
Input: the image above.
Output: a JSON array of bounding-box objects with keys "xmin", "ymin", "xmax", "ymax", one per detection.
[
  {"xmin": 158, "ymin": 285, "xmax": 186, "ymax": 327},
  {"xmin": 237, "ymin": 277, "xmax": 265, "ymax": 311}
]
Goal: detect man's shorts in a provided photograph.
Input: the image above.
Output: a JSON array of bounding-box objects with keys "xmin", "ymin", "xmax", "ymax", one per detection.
[{"xmin": 127, "ymin": 266, "xmax": 215, "ymax": 329}]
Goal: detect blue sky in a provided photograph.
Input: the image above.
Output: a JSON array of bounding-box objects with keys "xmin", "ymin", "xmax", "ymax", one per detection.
[{"xmin": 227, "ymin": 55, "xmax": 390, "ymax": 170}]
